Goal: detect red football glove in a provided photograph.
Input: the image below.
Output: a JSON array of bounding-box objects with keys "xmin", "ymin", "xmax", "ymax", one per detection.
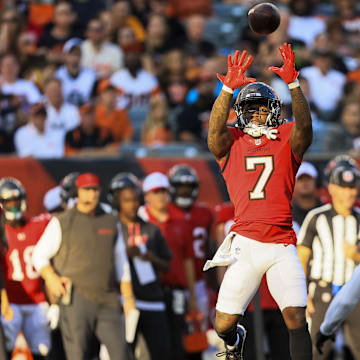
[
  {"xmin": 217, "ymin": 50, "xmax": 256, "ymax": 90},
  {"xmin": 268, "ymin": 43, "xmax": 299, "ymax": 84}
]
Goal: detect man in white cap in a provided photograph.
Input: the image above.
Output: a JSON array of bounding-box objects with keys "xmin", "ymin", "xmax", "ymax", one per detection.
[
  {"xmin": 138, "ymin": 172, "xmax": 198, "ymax": 360},
  {"xmin": 292, "ymin": 161, "xmax": 322, "ymax": 235}
]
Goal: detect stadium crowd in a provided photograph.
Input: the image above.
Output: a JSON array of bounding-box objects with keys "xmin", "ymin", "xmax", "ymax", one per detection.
[
  {"xmin": 0, "ymin": 0, "xmax": 358, "ymax": 157},
  {"xmin": 0, "ymin": 0, "xmax": 360, "ymax": 359}
]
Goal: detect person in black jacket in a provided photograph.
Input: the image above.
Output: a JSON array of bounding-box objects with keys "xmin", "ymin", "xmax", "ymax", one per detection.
[{"xmin": 108, "ymin": 172, "xmax": 172, "ymax": 360}]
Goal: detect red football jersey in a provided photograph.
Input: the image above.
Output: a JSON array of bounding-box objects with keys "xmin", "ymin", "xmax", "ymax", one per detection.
[
  {"xmin": 219, "ymin": 122, "xmax": 300, "ymax": 245},
  {"xmin": 142, "ymin": 206, "xmax": 194, "ymax": 288},
  {"xmin": 2, "ymin": 214, "xmax": 50, "ymax": 304},
  {"xmin": 168, "ymin": 203, "xmax": 214, "ymax": 281}
]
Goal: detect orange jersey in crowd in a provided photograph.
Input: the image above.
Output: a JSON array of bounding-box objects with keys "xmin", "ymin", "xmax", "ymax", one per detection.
[
  {"xmin": 219, "ymin": 122, "xmax": 300, "ymax": 245},
  {"xmin": 168, "ymin": 203, "xmax": 213, "ymax": 281},
  {"xmin": 2, "ymin": 214, "xmax": 50, "ymax": 304}
]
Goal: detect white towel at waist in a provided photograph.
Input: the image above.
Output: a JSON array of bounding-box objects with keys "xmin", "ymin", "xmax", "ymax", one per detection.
[{"xmin": 203, "ymin": 232, "xmax": 237, "ymax": 271}]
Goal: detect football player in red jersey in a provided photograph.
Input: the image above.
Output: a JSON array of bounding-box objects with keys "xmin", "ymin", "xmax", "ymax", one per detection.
[
  {"xmin": 205, "ymin": 43, "xmax": 313, "ymax": 359},
  {"xmin": 0, "ymin": 178, "xmax": 51, "ymax": 360},
  {"xmin": 168, "ymin": 165, "xmax": 214, "ymax": 359}
]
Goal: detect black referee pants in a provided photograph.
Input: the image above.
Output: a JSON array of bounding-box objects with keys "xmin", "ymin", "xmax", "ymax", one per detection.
[
  {"xmin": 59, "ymin": 289, "xmax": 127, "ymax": 360},
  {"xmin": 309, "ymin": 282, "xmax": 360, "ymax": 360}
]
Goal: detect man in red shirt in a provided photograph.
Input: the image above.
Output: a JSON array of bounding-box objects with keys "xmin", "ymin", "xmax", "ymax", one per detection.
[
  {"xmin": 205, "ymin": 44, "xmax": 313, "ymax": 359},
  {"xmin": 138, "ymin": 171, "xmax": 197, "ymax": 360},
  {"xmin": 0, "ymin": 178, "xmax": 51, "ymax": 360}
]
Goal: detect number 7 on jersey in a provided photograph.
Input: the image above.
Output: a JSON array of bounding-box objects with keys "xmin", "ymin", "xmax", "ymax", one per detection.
[{"xmin": 245, "ymin": 156, "xmax": 274, "ymax": 200}]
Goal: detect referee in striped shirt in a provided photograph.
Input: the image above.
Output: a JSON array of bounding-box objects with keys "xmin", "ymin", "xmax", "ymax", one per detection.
[{"xmin": 297, "ymin": 158, "xmax": 360, "ymax": 359}]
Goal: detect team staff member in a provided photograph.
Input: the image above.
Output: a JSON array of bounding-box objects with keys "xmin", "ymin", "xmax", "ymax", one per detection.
[
  {"xmin": 205, "ymin": 44, "xmax": 313, "ymax": 359},
  {"xmin": 0, "ymin": 178, "xmax": 51, "ymax": 360},
  {"xmin": 32, "ymin": 173, "xmax": 135, "ymax": 360},
  {"xmin": 108, "ymin": 172, "xmax": 172, "ymax": 359},
  {"xmin": 138, "ymin": 172, "xmax": 197, "ymax": 360},
  {"xmin": 297, "ymin": 160, "xmax": 360, "ymax": 359}
]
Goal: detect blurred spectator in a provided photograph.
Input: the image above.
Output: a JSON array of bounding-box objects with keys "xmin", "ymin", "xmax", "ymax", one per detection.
[
  {"xmin": 301, "ymin": 49, "xmax": 346, "ymax": 121},
  {"xmin": 323, "ymin": 101, "xmax": 360, "ymax": 153},
  {"xmin": 143, "ymin": 13, "xmax": 173, "ymax": 74},
  {"xmin": 292, "ymin": 162, "xmax": 322, "ymax": 235},
  {"xmin": 110, "ymin": 47, "xmax": 160, "ymax": 109},
  {"xmin": 0, "ymin": 53, "xmax": 42, "ymax": 106},
  {"xmin": 55, "ymin": 38, "xmax": 97, "ymax": 106},
  {"xmin": 14, "ymin": 102, "xmax": 64, "ymax": 158},
  {"xmin": 117, "ymin": 26, "xmax": 139, "ymax": 53},
  {"xmin": 141, "ymin": 96, "xmax": 172, "ymax": 147},
  {"xmin": 38, "ymin": 1, "xmax": 79, "ymax": 65},
  {"xmin": 287, "ymin": 0, "xmax": 326, "ymax": 46},
  {"xmin": 65, "ymin": 104, "xmax": 114, "ymax": 155},
  {"xmin": 175, "ymin": 71, "xmax": 216, "ymax": 143},
  {"xmin": 68, "ymin": 0, "xmax": 106, "ymax": 32},
  {"xmin": 111, "ymin": 0, "xmax": 146, "ymax": 43},
  {"xmin": 44, "ymin": 77, "xmax": 80, "ymax": 139},
  {"xmin": 0, "ymin": 7, "xmax": 24, "ymax": 55},
  {"xmin": 168, "ymin": 0, "xmax": 212, "ymax": 19},
  {"xmin": 158, "ymin": 49, "xmax": 187, "ymax": 87},
  {"xmin": 181, "ymin": 14, "xmax": 216, "ymax": 63},
  {"xmin": 16, "ymin": 31, "xmax": 47, "ymax": 83},
  {"xmin": 165, "ymin": 77, "xmax": 189, "ymax": 134},
  {"xmin": 81, "ymin": 17, "xmax": 123, "ymax": 79},
  {"xmin": 95, "ymin": 79, "xmax": 133, "ymax": 144},
  {"xmin": 99, "ymin": 10, "xmax": 114, "ymax": 43},
  {"xmin": 26, "ymin": 0, "xmax": 54, "ymax": 39}
]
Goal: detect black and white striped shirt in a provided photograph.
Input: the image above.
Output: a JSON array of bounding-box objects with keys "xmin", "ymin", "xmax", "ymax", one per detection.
[{"xmin": 298, "ymin": 203, "xmax": 360, "ymax": 286}]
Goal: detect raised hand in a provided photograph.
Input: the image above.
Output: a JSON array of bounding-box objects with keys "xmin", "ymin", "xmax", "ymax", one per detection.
[
  {"xmin": 268, "ymin": 42, "xmax": 299, "ymax": 84},
  {"xmin": 217, "ymin": 50, "xmax": 256, "ymax": 91}
]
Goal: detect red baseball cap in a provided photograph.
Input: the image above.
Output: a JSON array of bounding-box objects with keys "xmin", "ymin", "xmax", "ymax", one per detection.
[{"xmin": 76, "ymin": 173, "xmax": 100, "ymax": 188}]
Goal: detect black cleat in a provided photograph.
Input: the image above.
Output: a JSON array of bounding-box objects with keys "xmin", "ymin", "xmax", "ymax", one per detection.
[{"xmin": 216, "ymin": 324, "xmax": 247, "ymax": 360}]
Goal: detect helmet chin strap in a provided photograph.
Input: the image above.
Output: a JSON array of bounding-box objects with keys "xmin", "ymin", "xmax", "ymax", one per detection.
[{"xmin": 243, "ymin": 124, "xmax": 278, "ymax": 140}]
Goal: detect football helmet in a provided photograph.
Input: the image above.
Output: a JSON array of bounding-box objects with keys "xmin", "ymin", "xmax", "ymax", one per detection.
[
  {"xmin": 0, "ymin": 178, "xmax": 27, "ymax": 221},
  {"xmin": 168, "ymin": 164, "xmax": 199, "ymax": 209},
  {"xmin": 233, "ymin": 82, "xmax": 283, "ymax": 138},
  {"xmin": 60, "ymin": 172, "xmax": 79, "ymax": 206},
  {"xmin": 107, "ymin": 172, "xmax": 141, "ymax": 209}
]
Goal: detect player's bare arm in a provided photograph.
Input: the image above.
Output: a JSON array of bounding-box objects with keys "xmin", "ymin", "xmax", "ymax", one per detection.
[
  {"xmin": 208, "ymin": 50, "xmax": 256, "ymax": 161},
  {"xmin": 269, "ymin": 43, "xmax": 312, "ymax": 159}
]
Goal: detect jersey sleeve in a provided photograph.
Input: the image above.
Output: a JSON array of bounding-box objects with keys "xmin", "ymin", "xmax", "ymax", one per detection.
[
  {"xmin": 152, "ymin": 226, "xmax": 172, "ymax": 261},
  {"xmin": 297, "ymin": 211, "xmax": 317, "ymax": 248}
]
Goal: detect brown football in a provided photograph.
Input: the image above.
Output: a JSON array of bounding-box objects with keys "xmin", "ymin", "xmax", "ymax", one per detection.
[{"xmin": 248, "ymin": 2, "xmax": 281, "ymax": 35}]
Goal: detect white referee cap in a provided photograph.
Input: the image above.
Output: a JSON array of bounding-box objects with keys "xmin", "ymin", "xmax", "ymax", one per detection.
[{"xmin": 142, "ymin": 172, "xmax": 169, "ymax": 193}]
